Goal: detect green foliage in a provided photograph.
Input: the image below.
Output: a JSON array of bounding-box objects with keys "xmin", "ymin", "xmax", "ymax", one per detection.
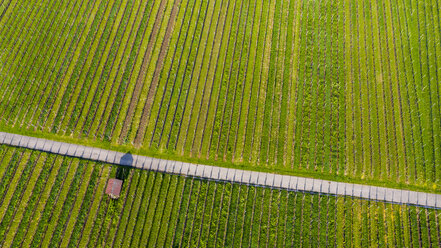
[
  {"xmin": 0, "ymin": 147, "xmax": 438, "ymax": 246},
  {"xmin": 0, "ymin": 0, "xmax": 441, "ymax": 244},
  {"xmin": 0, "ymin": 0, "xmax": 441, "ymax": 192}
]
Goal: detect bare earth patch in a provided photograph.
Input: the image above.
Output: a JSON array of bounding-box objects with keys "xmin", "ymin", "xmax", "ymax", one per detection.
[{"xmin": 134, "ymin": 0, "xmax": 181, "ymax": 146}]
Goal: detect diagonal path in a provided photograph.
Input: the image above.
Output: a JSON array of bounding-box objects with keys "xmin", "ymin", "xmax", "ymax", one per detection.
[{"xmin": 0, "ymin": 131, "xmax": 440, "ymax": 209}]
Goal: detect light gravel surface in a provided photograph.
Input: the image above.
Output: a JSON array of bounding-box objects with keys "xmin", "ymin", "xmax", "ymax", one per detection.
[{"xmin": 1, "ymin": 131, "xmax": 440, "ymax": 209}]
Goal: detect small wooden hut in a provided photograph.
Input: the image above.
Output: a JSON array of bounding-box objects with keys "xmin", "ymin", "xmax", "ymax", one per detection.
[{"xmin": 106, "ymin": 178, "xmax": 123, "ymax": 199}]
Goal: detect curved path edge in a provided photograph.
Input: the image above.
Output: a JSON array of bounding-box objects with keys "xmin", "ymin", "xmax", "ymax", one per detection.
[{"xmin": 1, "ymin": 131, "xmax": 440, "ymax": 209}]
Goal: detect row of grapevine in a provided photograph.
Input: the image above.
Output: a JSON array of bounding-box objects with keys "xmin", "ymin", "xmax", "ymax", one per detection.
[{"xmin": 0, "ymin": 145, "xmax": 440, "ymax": 246}]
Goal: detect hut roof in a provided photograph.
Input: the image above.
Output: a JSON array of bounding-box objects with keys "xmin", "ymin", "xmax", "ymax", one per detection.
[{"xmin": 106, "ymin": 178, "xmax": 123, "ymax": 199}]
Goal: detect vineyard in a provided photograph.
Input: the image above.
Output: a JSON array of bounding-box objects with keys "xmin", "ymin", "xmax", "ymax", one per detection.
[
  {"xmin": 0, "ymin": 145, "xmax": 439, "ymax": 247},
  {"xmin": 0, "ymin": 0, "xmax": 440, "ymax": 190},
  {"xmin": 0, "ymin": 0, "xmax": 441, "ymax": 245}
]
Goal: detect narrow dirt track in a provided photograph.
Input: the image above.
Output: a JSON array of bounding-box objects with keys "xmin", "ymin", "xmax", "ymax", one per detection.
[
  {"xmin": 2, "ymin": 131, "xmax": 441, "ymax": 209},
  {"xmin": 133, "ymin": 0, "xmax": 181, "ymax": 146}
]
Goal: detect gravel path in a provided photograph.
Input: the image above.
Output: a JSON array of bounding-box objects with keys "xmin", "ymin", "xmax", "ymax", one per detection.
[{"xmin": 1, "ymin": 131, "xmax": 440, "ymax": 209}]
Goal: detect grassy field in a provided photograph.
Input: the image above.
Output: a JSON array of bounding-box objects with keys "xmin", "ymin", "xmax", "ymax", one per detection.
[
  {"xmin": 1, "ymin": 0, "xmax": 440, "ymax": 192},
  {"xmin": 0, "ymin": 145, "xmax": 439, "ymax": 247},
  {"xmin": 0, "ymin": 0, "xmax": 440, "ymax": 192}
]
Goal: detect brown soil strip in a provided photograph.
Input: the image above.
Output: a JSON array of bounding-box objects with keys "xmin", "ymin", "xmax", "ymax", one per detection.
[
  {"xmin": 118, "ymin": 0, "xmax": 168, "ymax": 144},
  {"xmin": 134, "ymin": 0, "xmax": 181, "ymax": 146}
]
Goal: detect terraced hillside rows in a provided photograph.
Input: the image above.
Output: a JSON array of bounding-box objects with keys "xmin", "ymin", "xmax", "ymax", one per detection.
[
  {"xmin": 0, "ymin": 145, "xmax": 439, "ymax": 247},
  {"xmin": 0, "ymin": 0, "xmax": 440, "ymax": 191}
]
